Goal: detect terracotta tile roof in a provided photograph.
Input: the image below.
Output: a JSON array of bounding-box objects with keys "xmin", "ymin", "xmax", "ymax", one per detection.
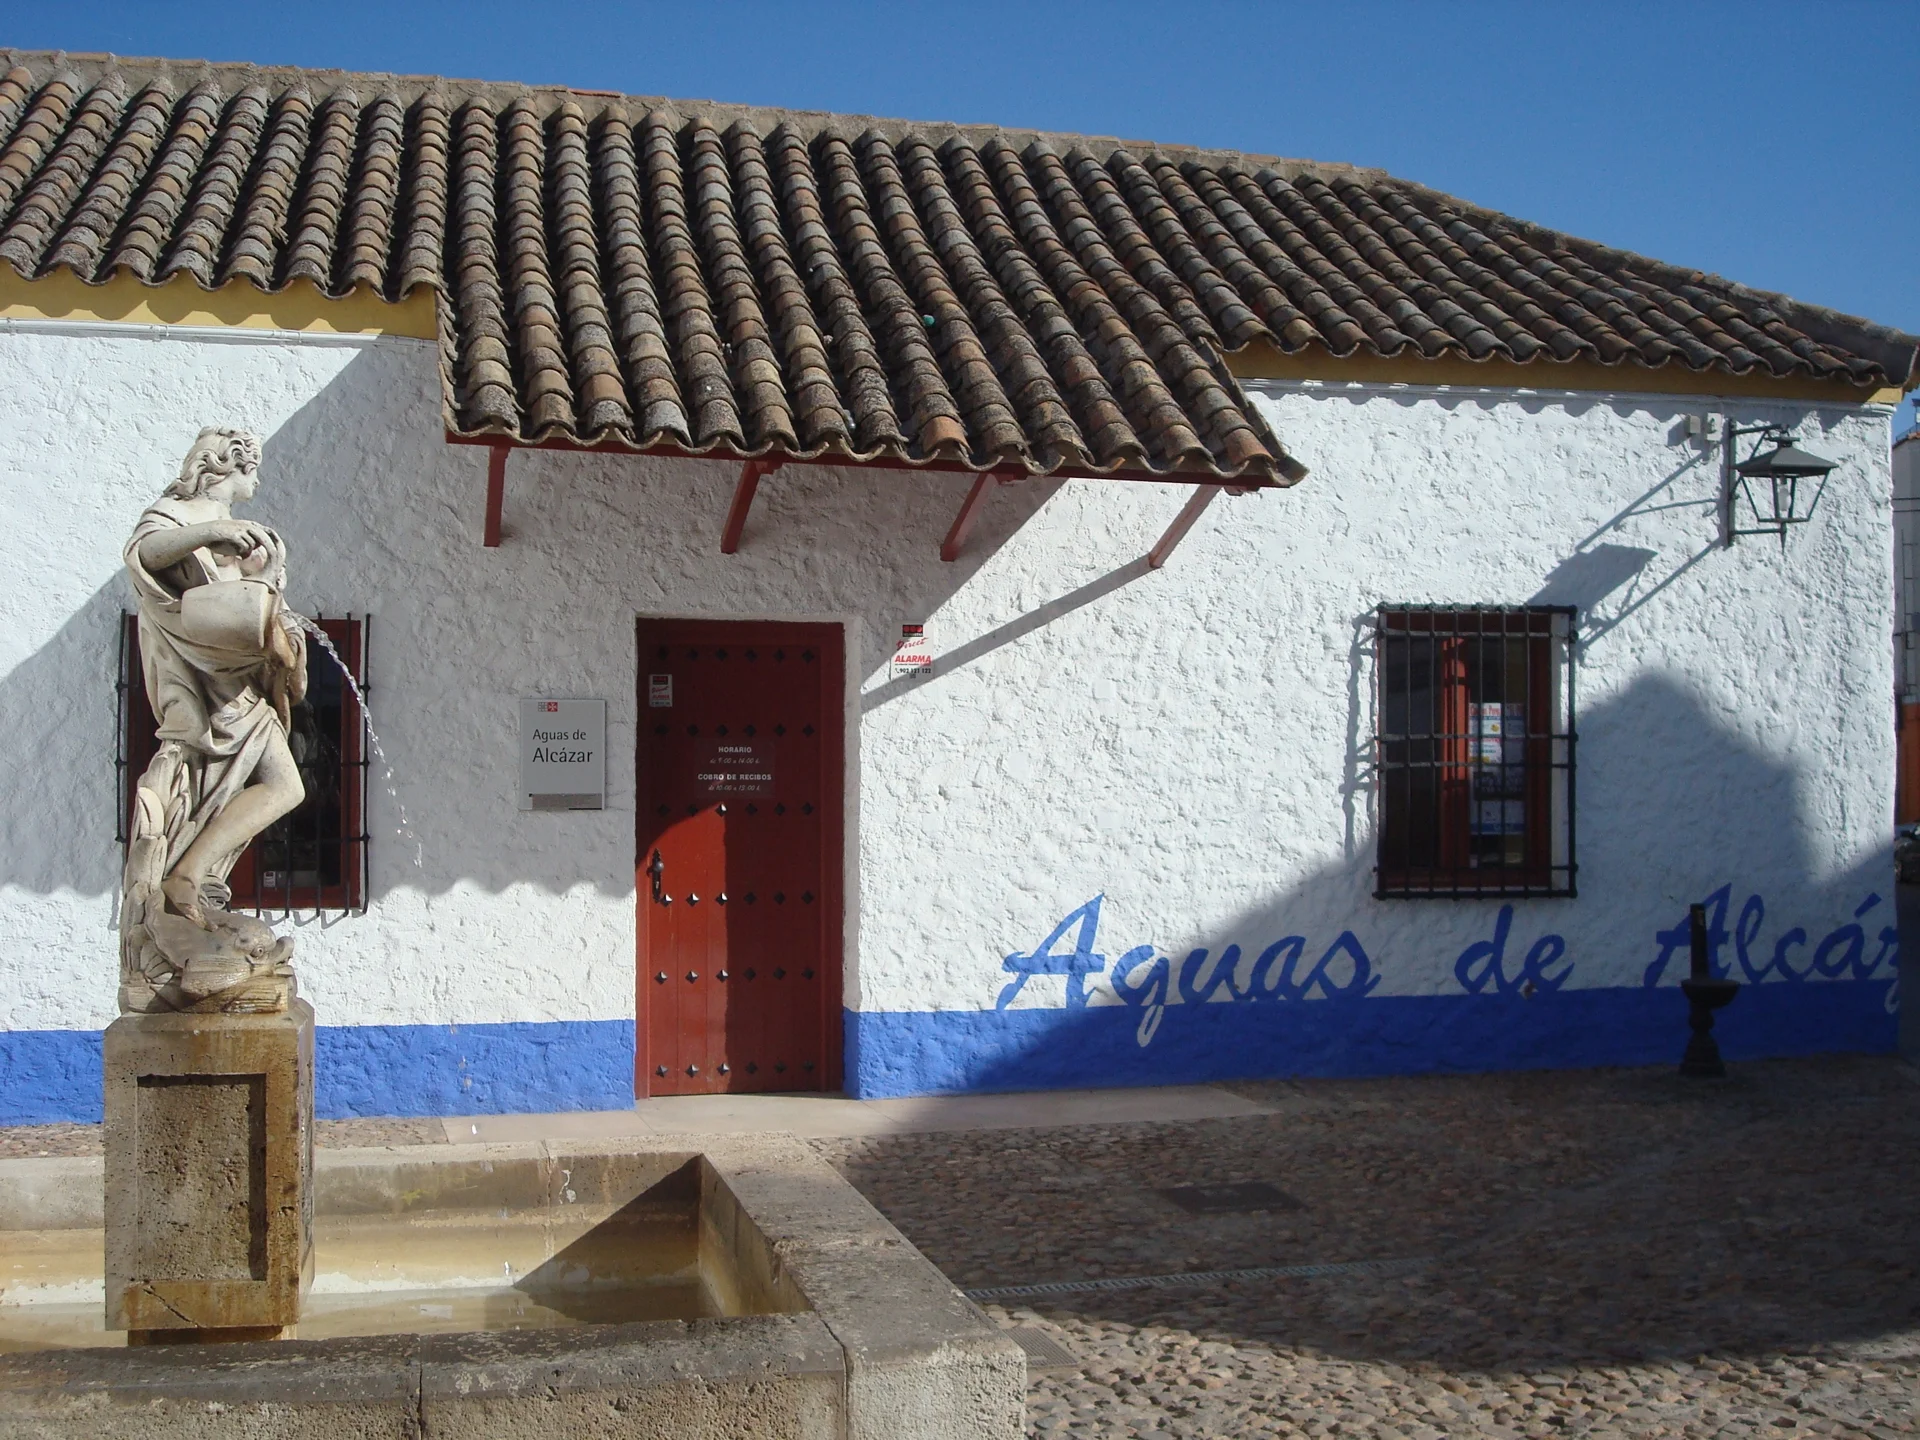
[{"xmin": 1, "ymin": 52, "xmax": 1914, "ymax": 486}]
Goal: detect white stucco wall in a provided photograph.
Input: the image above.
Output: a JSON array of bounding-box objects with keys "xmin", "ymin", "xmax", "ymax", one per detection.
[{"xmin": 0, "ymin": 323, "xmax": 1894, "ymax": 1053}]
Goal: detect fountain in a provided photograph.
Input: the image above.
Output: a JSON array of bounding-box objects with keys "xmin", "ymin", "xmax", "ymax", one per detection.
[
  {"xmin": 0, "ymin": 428, "xmax": 1024, "ymax": 1435},
  {"xmin": 109, "ymin": 427, "xmax": 314, "ymax": 1344}
]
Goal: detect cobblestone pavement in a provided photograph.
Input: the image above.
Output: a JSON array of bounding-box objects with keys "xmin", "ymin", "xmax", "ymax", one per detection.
[
  {"xmin": 816, "ymin": 1058, "xmax": 1920, "ymax": 1437},
  {"xmin": 4, "ymin": 1058, "xmax": 1914, "ymax": 1433}
]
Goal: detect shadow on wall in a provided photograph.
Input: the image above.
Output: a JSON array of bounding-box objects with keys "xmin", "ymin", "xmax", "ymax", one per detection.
[
  {"xmin": 0, "ymin": 578, "xmax": 126, "ymax": 896},
  {"xmin": 253, "ymin": 347, "xmax": 1120, "ymax": 902},
  {"xmin": 1525, "ymin": 427, "xmax": 1722, "ymax": 641},
  {"xmin": 0, "ymin": 346, "xmax": 1159, "ymax": 901},
  {"xmin": 861, "ymin": 555, "xmax": 1151, "ymax": 713},
  {"xmin": 850, "ymin": 671, "xmax": 1896, "ymax": 1098}
]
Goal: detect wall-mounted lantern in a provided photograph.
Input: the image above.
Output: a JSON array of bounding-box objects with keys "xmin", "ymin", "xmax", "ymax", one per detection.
[{"xmin": 1724, "ymin": 422, "xmax": 1838, "ymax": 547}]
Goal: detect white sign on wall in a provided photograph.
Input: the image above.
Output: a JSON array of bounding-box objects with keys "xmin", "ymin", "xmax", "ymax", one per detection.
[
  {"xmin": 891, "ymin": 623, "xmax": 933, "ymax": 680},
  {"xmin": 520, "ymin": 698, "xmax": 606, "ymax": 811}
]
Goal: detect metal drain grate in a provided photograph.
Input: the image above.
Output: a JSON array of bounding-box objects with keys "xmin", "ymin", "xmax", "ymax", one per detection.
[
  {"xmin": 965, "ymin": 1256, "xmax": 1426, "ymax": 1301},
  {"xmin": 1006, "ymin": 1326, "xmax": 1080, "ymax": 1372},
  {"xmin": 1157, "ymin": 1180, "xmax": 1302, "ymax": 1213}
]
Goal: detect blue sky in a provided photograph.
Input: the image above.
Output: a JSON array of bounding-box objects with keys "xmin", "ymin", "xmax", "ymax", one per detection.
[{"xmin": 10, "ymin": 1, "xmax": 1917, "ymax": 428}]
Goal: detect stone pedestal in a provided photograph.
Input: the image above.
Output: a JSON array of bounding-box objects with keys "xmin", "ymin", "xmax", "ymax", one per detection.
[{"xmin": 103, "ymin": 1000, "xmax": 313, "ymax": 1342}]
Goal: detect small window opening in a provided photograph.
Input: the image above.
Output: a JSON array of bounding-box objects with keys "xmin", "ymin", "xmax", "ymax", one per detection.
[{"xmin": 1374, "ymin": 605, "xmax": 1576, "ymax": 899}]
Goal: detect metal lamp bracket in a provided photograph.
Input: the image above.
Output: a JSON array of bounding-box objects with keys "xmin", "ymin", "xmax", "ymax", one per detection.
[{"xmin": 1722, "ymin": 420, "xmax": 1832, "ymax": 549}]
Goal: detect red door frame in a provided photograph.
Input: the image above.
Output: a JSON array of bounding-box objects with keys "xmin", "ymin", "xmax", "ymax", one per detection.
[{"xmin": 634, "ymin": 618, "xmax": 846, "ymax": 1097}]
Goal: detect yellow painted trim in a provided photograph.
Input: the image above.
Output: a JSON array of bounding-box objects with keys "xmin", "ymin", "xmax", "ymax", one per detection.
[
  {"xmin": 0, "ymin": 267, "xmax": 437, "ymax": 338},
  {"xmin": 1226, "ymin": 340, "xmax": 1894, "ymax": 405}
]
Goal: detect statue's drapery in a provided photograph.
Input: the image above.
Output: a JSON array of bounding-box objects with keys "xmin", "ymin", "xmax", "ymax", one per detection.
[{"xmin": 123, "ymin": 499, "xmax": 303, "ymax": 875}]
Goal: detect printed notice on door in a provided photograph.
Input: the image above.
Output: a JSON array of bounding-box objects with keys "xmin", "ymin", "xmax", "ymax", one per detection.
[{"xmin": 696, "ymin": 741, "xmax": 774, "ymax": 794}]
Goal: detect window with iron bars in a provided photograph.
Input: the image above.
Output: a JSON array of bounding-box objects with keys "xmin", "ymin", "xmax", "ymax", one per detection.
[
  {"xmin": 1373, "ymin": 606, "xmax": 1576, "ymax": 899},
  {"xmin": 117, "ymin": 614, "xmax": 370, "ymax": 914}
]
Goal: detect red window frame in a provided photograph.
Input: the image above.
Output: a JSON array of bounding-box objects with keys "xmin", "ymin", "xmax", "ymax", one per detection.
[
  {"xmin": 1375, "ymin": 606, "xmax": 1575, "ymax": 899},
  {"xmin": 120, "ymin": 614, "xmax": 367, "ymax": 913}
]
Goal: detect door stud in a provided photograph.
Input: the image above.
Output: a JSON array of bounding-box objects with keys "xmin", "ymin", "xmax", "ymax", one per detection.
[{"xmin": 686, "ymin": 971, "xmax": 698, "ymax": 982}]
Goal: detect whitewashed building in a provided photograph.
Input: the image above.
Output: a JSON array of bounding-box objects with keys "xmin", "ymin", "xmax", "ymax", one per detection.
[{"xmin": 1, "ymin": 51, "xmax": 1913, "ymax": 1123}]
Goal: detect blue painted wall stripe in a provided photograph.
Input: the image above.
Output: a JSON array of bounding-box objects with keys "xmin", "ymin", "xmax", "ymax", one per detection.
[
  {"xmin": 0, "ymin": 1020, "xmax": 635, "ymax": 1125},
  {"xmin": 0, "ymin": 1029, "xmax": 105, "ymax": 1125},
  {"xmin": 842, "ymin": 981, "xmax": 1898, "ymax": 1098},
  {"xmin": 0, "ymin": 982, "xmax": 1895, "ymax": 1123},
  {"xmin": 317, "ymin": 1020, "xmax": 634, "ymax": 1118}
]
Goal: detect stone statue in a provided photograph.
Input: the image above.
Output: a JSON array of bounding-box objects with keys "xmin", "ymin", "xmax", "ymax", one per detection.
[{"xmin": 120, "ymin": 427, "xmax": 308, "ymax": 1014}]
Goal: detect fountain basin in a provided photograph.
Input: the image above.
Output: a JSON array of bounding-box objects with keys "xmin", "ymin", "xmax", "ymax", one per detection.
[{"xmin": 0, "ymin": 1134, "xmax": 1024, "ymax": 1438}]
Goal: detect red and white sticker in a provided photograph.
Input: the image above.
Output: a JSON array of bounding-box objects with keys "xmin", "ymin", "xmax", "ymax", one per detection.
[
  {"xmin": 891, "ymin": 624, "xmax": 933, "ymax": 680},
  {"xmin": 648, "ymin": 674, "xmax": 673, "ymax": 708}
]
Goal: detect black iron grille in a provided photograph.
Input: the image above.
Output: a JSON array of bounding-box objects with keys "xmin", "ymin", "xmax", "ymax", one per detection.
[{"xmin": 1373, "ymin": 605, "xmax": 1576, "ymax": 899}]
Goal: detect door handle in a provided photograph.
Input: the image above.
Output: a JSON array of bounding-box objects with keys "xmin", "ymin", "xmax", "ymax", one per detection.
[{"xmin": 648, "ymin": 848, "xmax": 666, "ymax": 904}]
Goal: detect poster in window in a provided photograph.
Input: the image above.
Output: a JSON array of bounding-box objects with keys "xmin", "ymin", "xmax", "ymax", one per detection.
[
  {"xmin": 1472, "ymin": 799, "xmax": 1527, "ymax": 836},
  {"xmin": 1470, "ymin": 702, "xmax": 1527, "ymax": 799},
  {"xmin": 1469, "ymin": 702, "xmax": 1525, "ymax": 764}
]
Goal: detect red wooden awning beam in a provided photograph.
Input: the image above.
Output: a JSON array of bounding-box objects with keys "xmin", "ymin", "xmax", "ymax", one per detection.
[
  {"xmin": 938, "ymin": 474, "xmax": 993, "ymax": 562},
  {"xmin": 482, "ymin": 442, "xmax": 508, "ymax": 548},
  {"xmin": 721, "ymin": 457, "xmax": 783, "ymax": 554},
  {"xmin": 455, "ymin": 432, "xmax": 1266, "ymax": 559},
  {"xmin": 1148, "ymin": 484, "xmax": 1228, "ymax": 569},
  {"xmin": 943, "ymin": 465, "xmax": 1047, "ymax": 562}
]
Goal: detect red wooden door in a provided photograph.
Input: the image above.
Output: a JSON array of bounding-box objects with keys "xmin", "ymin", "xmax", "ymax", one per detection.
[{"xmin": 636, "ymin": 621, "xmax": 844, "ymax": 1096}]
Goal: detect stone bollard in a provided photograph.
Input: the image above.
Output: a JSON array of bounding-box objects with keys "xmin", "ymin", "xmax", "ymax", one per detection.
[{"xmin": 103, "ymin": 1001, "xmax": 314, "ymax": 1343}]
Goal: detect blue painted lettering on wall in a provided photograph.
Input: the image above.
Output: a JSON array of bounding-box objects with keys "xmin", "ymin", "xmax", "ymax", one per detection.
[
  {"xmin": 1641, "ymin": 884, "xmax": 1898, "ymax": 1010},
  {"xmin": 997, "ymin": 896, "xmax": 1380, "ymax": 1048},
  {"xmin": 1454, "ymin": 906, "xmax": 1572, "ymax": 996}
]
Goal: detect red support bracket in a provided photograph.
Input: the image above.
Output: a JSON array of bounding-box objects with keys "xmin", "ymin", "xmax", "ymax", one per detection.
[
  {"xmin": 721, "ymin": 457, "xmax": 782, "ymax": 555},
  {"xmin": 482, "ymin": 443, "xmax": 509, "ymax": 548},
  {"xmin": 1148, "ymin": 484, "xmax": 1226, "ymax": 569},
  {"xmin": 940, "ymin": 473, "xmax": 997, "ymax": 562}
]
